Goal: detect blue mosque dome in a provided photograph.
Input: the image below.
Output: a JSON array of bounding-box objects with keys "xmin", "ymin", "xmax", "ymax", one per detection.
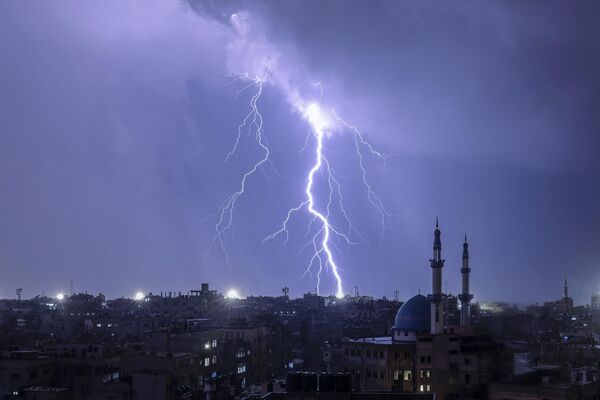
[{"xmin": 393, "ymin": 294, "xmax": 431, "ymax": 333}]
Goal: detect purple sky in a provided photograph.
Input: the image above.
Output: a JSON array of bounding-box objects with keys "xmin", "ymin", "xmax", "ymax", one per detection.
[{"xmin": 1, "ymin": 0, "xmax": 599, "ymax": 304}]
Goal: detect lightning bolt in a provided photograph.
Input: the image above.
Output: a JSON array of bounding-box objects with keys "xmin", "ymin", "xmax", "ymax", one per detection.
[
  {"xmin": 332, "ymin": 112, "xmax": 392, "ymax": 245},
  {"xmin": 213, "ymin": 75, "xmax": 267, "ymax": 267},
  {"xmin": 263, "ymin": 103, "xmax": 347, "ymax": 298},
  {"xmin": 213, "ymin": 73, "xmax": 391, "ymax": 298}
]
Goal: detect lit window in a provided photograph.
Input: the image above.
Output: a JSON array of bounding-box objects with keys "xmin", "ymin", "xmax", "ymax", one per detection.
[
  {"xmin": 404, "ymin": 371, "xmax": 412, "ymax": 381},
  {"xmin": 427, "ymin": 385, "xmax": 431, "ymax": 391},
  {"xmin": 394, "ymin": 370, "xmax": 400, "ymax": 381},
  {"xmin": 420, "ymin": 385, "xmax": 424, "ymax": 392},
  {"xmin": 212, "ymin": 355, "xmax": 217, "ymax": 364},
  {"xmin": 204, "ymin": 357, "xmax": 210, "ymax": 367},
  {"xmin": 212, "ymin": 339, "xmax": 217, "ymax": 348}
]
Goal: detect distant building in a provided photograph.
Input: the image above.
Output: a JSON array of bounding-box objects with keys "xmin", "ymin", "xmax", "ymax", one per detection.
[
  {"xmin": 543, "ymin": 279, "xmax": 574, "ymax": 317},
  {"xmin": 591, "ymin": 294, "xmax": 600, "ymax": 312}
]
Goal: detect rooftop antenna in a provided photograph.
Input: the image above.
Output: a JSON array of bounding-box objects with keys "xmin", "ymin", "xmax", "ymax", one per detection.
[
  {"xmin": 282, "ymin": 287, "xmax": 289, "ymax": 299},
  {"xmin": 354, "ymin": 285, "xmax": 359, "ymax": 297},
  {"xmin": 394, "ymin": 290, "xmax": 399, "ymax": 302},
  {"xmin": 16, "ymin": 288, "xmax": 22, "ymax": 301}
]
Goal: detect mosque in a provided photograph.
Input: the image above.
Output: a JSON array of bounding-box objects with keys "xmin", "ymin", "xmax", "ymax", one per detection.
[{"xmin": 342, "ymin": 220, "xmax": 496, "ymax": 399}]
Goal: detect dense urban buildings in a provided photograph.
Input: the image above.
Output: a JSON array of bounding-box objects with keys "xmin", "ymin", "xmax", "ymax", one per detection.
[{"xmin": 1, "ymin": 222, "xmax": 600, "ymax": 399}]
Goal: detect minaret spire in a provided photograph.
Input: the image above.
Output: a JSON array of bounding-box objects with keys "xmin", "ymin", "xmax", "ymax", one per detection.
[
  {"xmin": 428, "ymin": 218, "xmax": 445, "ymax": 334},
  {"xmin": 458, "ymin": 234, "xmax": 473, "ymax": 326}
]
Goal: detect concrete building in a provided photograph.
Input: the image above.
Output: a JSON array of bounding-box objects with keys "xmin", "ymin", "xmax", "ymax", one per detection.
[{"xmin": 0, "ymin": 351, "xmax": 56, "ymax": 399}]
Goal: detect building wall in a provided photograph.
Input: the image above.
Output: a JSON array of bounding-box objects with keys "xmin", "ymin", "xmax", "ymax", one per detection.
[{"xmin": 342, "ymin": 334, "xmax": 495, "ymax": 400}]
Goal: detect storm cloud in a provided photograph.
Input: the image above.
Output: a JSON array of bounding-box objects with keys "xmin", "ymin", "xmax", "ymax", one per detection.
[{"xmin": 1, "ymin": 0, "xmax": 599, "ymax": 304}]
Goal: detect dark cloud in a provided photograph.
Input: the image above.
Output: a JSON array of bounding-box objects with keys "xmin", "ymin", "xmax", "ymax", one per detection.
[{"xmin": 1, "ymin": 0, "xmax": 599, "ymax": 304}]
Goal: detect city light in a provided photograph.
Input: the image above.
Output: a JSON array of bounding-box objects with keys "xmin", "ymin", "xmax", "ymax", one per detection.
[
  {"xmin": 56, "ymin": 293, "xmax": 65, "ymax": 301},
  {"xmin": 226, "ymin": 289, "xmax": 241, "ymax": 299},
  {"xmin": 134, "ymin": 291, "xmax": 145, "ymax": 301}
]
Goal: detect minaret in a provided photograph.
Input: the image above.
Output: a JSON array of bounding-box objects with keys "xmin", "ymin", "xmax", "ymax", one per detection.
[
  {"xmin": 428, "ymin": 218, "xmax": 445, "ymax": 334},
  {"xmin": 458, "ymin": 234, "xmax": 473, "ymax": 326},
  {"xmin": 564, "ymin": 278, "xmax": 568, "ymax": 299}
]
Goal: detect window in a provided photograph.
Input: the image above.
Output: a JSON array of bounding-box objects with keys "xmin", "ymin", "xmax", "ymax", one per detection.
[
  {"xmin": 380, "ymin": 371, "xmax": 384, "ymax": 379},
  {"xmin": 419, "ymin": 385, "xmax": 424, "ymax": 392},
  {"xmin": 404, "ymin": 371, "xmax": 412, "ymax": 381},
  {"xmin": 212, "ymin": 355, "xmax": 217, "ymax": 364},
  {"xmin": 366, "ymin": 369, "xmax": 371, "ymax": 378},
  {"xmin": 380, "ymin": 351, "xmax": 384, "ymax": 358},
  {"xmin": 394, "ymin": 370, "xmax": 401, "ymax": 381},
  {"xmin": 237, "ymin": 363, "xmax": 246, "ymax": 374},
  {"xmin": 427, "ymin": 385, "xmax": 431, "ymax": 391},
  {"xmin": 427, "ymin": 356, "xmax": 431, "ymax": 363},
  {"xmin": 212, "ymin": 339, "xmax": 217, "ymax": 348},
  {"xmin": 204, "ymin": 357, "xmax": 210, "ymax": 367},
  {"xmin": 394, "ymin": 352, "xmax": 398, "ymax": 359}
]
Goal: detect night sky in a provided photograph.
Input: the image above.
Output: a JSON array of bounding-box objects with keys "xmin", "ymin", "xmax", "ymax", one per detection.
[{"xmin": 1, "ymin": 1, "xmax": 599, "ymax": 304}]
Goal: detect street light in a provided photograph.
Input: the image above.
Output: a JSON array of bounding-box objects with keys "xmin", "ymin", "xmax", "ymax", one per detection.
[{"xmin": 226, "ymin": 289, "xmax": 241, "ymax": 299}]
